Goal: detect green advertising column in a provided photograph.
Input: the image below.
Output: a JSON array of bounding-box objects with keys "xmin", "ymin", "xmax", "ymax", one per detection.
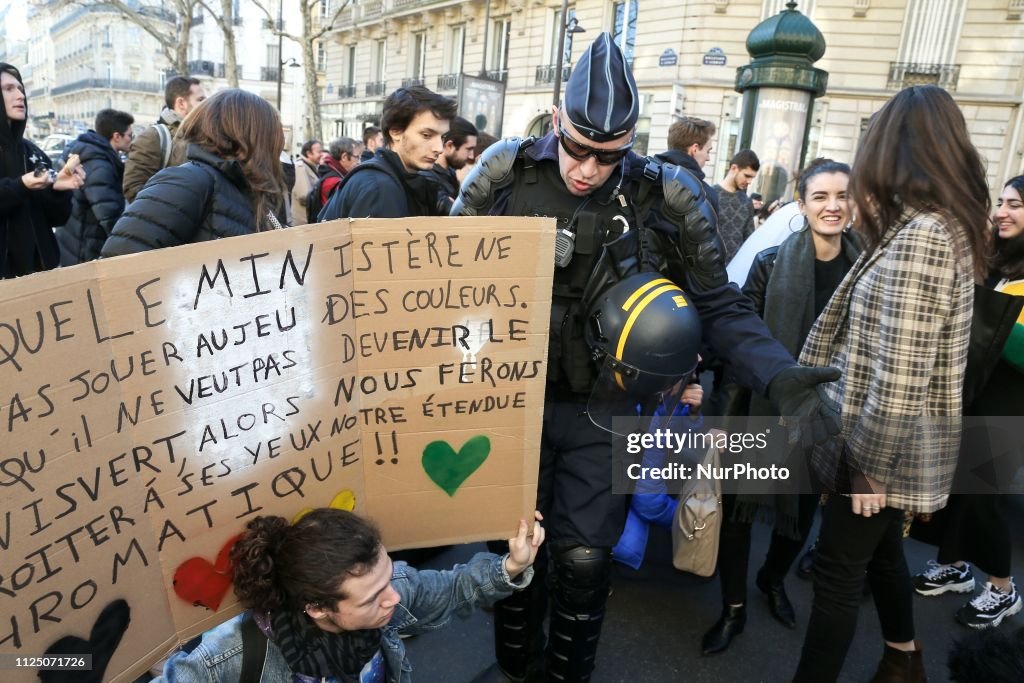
[{"xmin": 735, "ymin": 1, "xmax": 828, "ymax": 204}]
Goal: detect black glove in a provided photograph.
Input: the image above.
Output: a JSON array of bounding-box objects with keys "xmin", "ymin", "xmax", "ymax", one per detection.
[{"xmin": 767, "ymin": 365, "xmax": 842, "ymax": 448}]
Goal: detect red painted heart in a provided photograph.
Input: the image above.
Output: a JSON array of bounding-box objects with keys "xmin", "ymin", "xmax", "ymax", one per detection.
[{"xmin": 172, "ymin": 533, "xmax": 242, "ymax": 611}]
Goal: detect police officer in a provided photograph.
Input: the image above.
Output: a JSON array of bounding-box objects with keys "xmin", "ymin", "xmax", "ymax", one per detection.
[{"xmin": 454, "ymin": 34, "xmax": 839, "ymax": 682}]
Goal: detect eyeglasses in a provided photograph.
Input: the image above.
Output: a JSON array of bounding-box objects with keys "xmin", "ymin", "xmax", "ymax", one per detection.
[{"xmin": 557, "ymin": 120, "xmax": 634, "ymax": 166}]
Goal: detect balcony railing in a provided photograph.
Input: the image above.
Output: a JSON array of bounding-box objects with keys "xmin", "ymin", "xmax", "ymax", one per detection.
[
  {"xmin": 50, "ymin": 79, "xmax": 161, "ymax": 96},
  {"xmin": 484, "ymin": 69, "xmax": 508, "ymax": 83},
  {"xmin": 401, "ymin": 77, "xmax": 424, "ymax": 88},
  {"xmin": 338, "ymin": 84, "xmax": 357, "ymax": 98},
  {"xmin": 365, "ymin": 80, "xmax": 386, "ymax": 97},
  {"xmin": 437, "ymin": 73, "xmax": 460, "ymax": 91},
  {"xmin": 887, "ymin": 62, "xmax": 961, "ymax": 91},
  {"xmin": 189, "ymin": 60, "xmax": 217, "ymax": 77},
  {"xmin": 216, "ymin": 63, "xmax": 244, "ymax": 79},
  {"xmin": 535, "ymin": 64, "xmax": 571, "ymax": 85},
  {"xmin": 261, "ymin": 66, "xmax": 281, "ymax": 82}
]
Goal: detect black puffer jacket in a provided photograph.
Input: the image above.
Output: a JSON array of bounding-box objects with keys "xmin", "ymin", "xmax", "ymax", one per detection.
[
  {"xmin": 102, "ymin": 145, "xmax": 256, "ymax": 257},
  {"xmin": 55, "ymin": 130, "xmax": 126, "ymax": 265},
  {"xmin": 0, "ymin": 141, "xmax": 69, "ymax": 278}
]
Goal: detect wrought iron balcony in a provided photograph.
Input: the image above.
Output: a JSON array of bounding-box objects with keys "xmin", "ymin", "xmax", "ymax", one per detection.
[
  {"xmin": 437, "ymin": 73, "xmax": 460, "ymax": 91},
  {"xmin": 365, "ymin": 80, "xmax": 387, "ymax": 97},
  {"xmin": 189, "ymin": 60, "xmax": 217, "ymax": 77},
  {"xmin": 338, "ymin": 84, "xmax": 357, "ymax": 99},
  {"xmin": 887, "ymin": 62, "xmax": 961, "ymax": 91},
  {"xmin": 261, "ymin": 66, "xmax": 281, "ymax": 82},
  {"xmin": 401, "ymin": 77, "xmax": 424, "ymax": 88},
  {"xmin": 484, "ymin": 69, "xmax": 508, "ymax": 83},
  {"xmin": 535, "ymin": 64, "xmax": 571, "ymax": 85},
  {"xmin": 50, "ymin": 79, "xmax": 161, "ymax": 96}
]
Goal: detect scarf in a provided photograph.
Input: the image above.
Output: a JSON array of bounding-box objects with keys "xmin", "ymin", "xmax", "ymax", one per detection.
[
  {"xmin": 270, "ymin": 609, "xmax": 383, "ymax": 683},
  {"xmin": 732, "ymin": 228, "xmax": 862, "ymax": 538},
  {"xmin": 993, "ymin": 230, "xmax": 1024, "ymax": 282}
]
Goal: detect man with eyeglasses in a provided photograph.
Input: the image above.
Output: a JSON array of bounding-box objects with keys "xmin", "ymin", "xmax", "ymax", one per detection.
[{"xmin": 454, "ymin": 33, "xmax": 840, "ymax": 683}]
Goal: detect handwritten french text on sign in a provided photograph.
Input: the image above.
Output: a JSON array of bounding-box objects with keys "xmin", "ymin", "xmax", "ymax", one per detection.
[{"xmin": 0, "ymin": 216, "xmax": 554, "ymax": 682}]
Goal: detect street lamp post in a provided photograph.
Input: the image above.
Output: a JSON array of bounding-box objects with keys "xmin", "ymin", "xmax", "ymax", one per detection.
[
  {"xmin": 277, "ymin": 57, "xmax": 300, "ymax": 112},
  {"xmin": 551, "ymin": 3, "xmax": 584, "ymax": 108}
]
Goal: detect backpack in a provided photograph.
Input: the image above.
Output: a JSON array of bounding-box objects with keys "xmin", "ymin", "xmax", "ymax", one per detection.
[
  {"xmin": 305, "ymin": 168, "xmax": 342, "ymax": 224},
  {"xmin": 154, "ymin": 123, "xmax": 173, "ymax": 170}
]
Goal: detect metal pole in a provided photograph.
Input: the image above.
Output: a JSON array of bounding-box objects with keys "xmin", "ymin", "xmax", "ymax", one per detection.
[
  {"xmin": 275, "ymin": 0, "xmax": 284, "ymax": 111},
  {"xmin": 480, "ymin": 0, "xmax": 492, "ymax": 77},
  {"xmin": 551, "ymin": 0, "xmax": 569, "ymax": 107}
]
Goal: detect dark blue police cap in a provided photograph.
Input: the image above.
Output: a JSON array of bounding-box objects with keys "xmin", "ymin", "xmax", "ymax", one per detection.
[{"xmin": 562, "ymin": 33, "xmax": 639, "ymax": 143}]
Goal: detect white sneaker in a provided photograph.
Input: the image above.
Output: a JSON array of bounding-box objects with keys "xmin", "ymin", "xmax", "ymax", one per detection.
[
  {"xmin": 913, "ymin": 560, "xmax": 975, "ymax": 596},
  {"xmin": 956, "ymin": 580, "xmax": 1023, "ymax": 629}
]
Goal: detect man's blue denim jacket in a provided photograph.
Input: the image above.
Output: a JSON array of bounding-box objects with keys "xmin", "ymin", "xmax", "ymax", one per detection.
[{"xmin": 156, "ymin": 552, "xmax": 532, "ymax": 683}]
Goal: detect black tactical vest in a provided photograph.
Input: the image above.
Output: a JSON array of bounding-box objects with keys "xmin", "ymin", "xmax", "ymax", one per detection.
[{"xmin": 505, "ymin": 153, "xmax": 671, "ymax": 395}]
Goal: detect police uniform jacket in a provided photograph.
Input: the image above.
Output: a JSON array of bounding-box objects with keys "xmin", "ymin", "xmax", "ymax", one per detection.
[{"xmin": 454, "ymin": 132, "xmax": 793, "ymax": 396}]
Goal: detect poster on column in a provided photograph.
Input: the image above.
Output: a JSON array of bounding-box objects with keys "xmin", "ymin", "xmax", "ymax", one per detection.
[{"xmin": 0, "ymin": 216, "xmax": 554, "ymax": 682}]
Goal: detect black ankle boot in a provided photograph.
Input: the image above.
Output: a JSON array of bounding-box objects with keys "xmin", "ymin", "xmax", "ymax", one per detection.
[
  {"xmin": 756, "ymin": 568, "xmax": 797, "ymax": 629},
  {"xmin": 701, "ymin": 604, "xmax": 746, "ymax": 655}
]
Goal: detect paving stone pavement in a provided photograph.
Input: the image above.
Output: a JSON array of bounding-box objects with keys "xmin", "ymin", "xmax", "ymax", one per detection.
[{"xmin": 404, "ymin": 495, "xmax": 1024, "ymax": 682}]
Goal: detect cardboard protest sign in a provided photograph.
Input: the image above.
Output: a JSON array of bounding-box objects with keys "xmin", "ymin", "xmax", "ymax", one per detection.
[{"xmin": 0, "ymin": 216, "xmax": 554, "ymax": 682}]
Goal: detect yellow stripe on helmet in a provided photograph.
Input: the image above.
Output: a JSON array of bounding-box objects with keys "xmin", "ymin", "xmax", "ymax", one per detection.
[
  {"xmin": 615, "ymin": 283, "xmax": 683, "ymax": 360},
  {"xmin": 621, "ymin": 277, "xmax": 673, "ymax": 311}
]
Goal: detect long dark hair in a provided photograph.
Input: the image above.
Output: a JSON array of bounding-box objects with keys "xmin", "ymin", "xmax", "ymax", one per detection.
[
  {"xmin": 993, "ymin": 175, "xmax": 1024, "ymax": 281},
  {"xmin": 230, "ymin": 509, "xmax": 383, "ymax": 612},
  {"xmin": 177, "ymin": 89, "xmax": 285, "ymax": 231},
  {"xmin": 850, "ymin": 86, "xmax": 991, "ymax": 279}
]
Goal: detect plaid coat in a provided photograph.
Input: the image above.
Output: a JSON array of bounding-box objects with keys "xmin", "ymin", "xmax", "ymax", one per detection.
[{"xmin": 799, "ymin": 209, "xmax": 974, "ymax": 513}]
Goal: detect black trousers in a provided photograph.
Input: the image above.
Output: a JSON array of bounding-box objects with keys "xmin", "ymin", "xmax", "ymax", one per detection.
[
  {"xmin": 488, "ymin": 397, "xmax": 626, "ymax": 681},
  {"xmin": 718, "ymin": 493, "xmax": 818, "ymax": 605},
  {"xmin": 793, "ymin": 495, "xmax": 915, "ymax": 683}
]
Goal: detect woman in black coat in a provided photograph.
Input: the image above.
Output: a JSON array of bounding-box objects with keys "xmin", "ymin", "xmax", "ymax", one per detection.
[
  {"xmin": 703, "ymin": 159, "xmax": 862, "ymax": 655},
  {"xmin": 0, "ymin": 62, "xmax": 84, "ymax": 278},
  {"xmin": 102, "ymin": 89, "xmax": 285, "ymax": 257}
]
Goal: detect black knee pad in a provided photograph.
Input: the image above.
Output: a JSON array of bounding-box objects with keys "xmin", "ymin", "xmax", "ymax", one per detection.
[{"xmin": 551, "ymin": 543, "xmax": 612, "ymax": 613}]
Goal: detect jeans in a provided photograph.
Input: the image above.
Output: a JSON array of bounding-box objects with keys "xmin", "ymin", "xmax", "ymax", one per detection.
[{"xmin": 793, "ymin": 495, "xmax": 915, "ymax": 683}]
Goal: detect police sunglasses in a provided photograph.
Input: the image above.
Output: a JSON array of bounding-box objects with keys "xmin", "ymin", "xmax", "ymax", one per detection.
[{"xmin": 557, "ymin": 120, "xmax": 634, "ymax": 166}]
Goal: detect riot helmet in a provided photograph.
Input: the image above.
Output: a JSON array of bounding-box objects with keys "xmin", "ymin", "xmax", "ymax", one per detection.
[{"xmin": 585, "ymin": 272, "xmax": 702, "ymax": 434}]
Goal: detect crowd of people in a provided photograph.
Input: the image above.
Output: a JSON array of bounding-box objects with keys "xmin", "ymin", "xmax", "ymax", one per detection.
[{"xmin": 1, "ymin": 28, "xmax": 1022, "ymax": 683}]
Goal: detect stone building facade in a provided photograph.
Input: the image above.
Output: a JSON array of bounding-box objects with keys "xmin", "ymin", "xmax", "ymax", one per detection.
[{"xmin": 321, "ymin": 0, "xmax": 1024, "ymax": 191}]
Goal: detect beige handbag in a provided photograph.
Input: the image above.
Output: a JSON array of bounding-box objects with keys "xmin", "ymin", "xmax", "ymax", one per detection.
[{"xmin": 672, "ymin": 446, "xmax": 722, "ymax": 577}]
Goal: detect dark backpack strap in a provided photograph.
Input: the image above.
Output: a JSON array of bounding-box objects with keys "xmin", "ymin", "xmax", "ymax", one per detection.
[{"xmin": 238, "ymin": 613, "xmax": 270, "ymax": 683}]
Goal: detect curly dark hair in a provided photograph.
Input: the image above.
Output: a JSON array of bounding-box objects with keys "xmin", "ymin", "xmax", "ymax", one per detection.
[{"xmin": 230, "ymin": 508, "xmax": 383, "ymax": 612}]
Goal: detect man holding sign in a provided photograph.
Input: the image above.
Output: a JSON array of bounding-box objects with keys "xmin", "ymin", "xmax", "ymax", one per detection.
[{"xmin": 454, "ymin": 33, "xmax": 840, "ymax": 682}]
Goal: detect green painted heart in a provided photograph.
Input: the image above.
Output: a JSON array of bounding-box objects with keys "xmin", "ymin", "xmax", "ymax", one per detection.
[{"xmin": 422, "ymin": 435, "xmax": 491, "ymax": 497}]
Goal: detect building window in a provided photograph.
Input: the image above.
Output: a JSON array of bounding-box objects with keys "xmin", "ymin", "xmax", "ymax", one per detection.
[
  {"xmin": 321, "ymin": 0, "xmax": 332, "ymax": 21},
  {"xmin": 446, "ymin": 24, "xmax": 465, "ymax": 75},
  {"xmin": 549, "ymin": 7, "xmax": 576, "ymax": 65},
  {"xmin": 896, "ymin": 0, "xmax": 965, "ymax": 68},
  {"xmin": 412, "ymin": 31, "xmax": 427, "ymax": 81},
  {"xmin": 762, "ymin": 0, "xmax": 814, "ymax": 18},
  {"xmin": 374, "ymin": 39, "xmax": 387, "ymax": 82},
  {"xmin": 490, "ymin": 17, "xmax": 511, "ymax": 73},
  {"xmin": 612, "ymin": 1, "xmax": 637, "ymax": 64},
  {"xmin": 317, "ymin": 41, "xmax": 327, "ymax": 72},
  {"xmin": 347, "ymin": 45, "xmax": 356, "ymax": 86},
  {"xmin": 887, "ymin": 0, "xmax": 965, "ymax": 90}
]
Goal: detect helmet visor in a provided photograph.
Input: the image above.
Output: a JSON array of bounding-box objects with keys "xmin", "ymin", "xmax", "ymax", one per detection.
[{"xmin": 587, "ymin": 354, "xmax": 694, "ymax": 435}]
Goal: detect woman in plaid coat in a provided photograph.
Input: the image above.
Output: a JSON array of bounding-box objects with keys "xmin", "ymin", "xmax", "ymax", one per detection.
[{"xmin": 791, "ymin": 86, "xmax": 993, "ymax": 683}]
